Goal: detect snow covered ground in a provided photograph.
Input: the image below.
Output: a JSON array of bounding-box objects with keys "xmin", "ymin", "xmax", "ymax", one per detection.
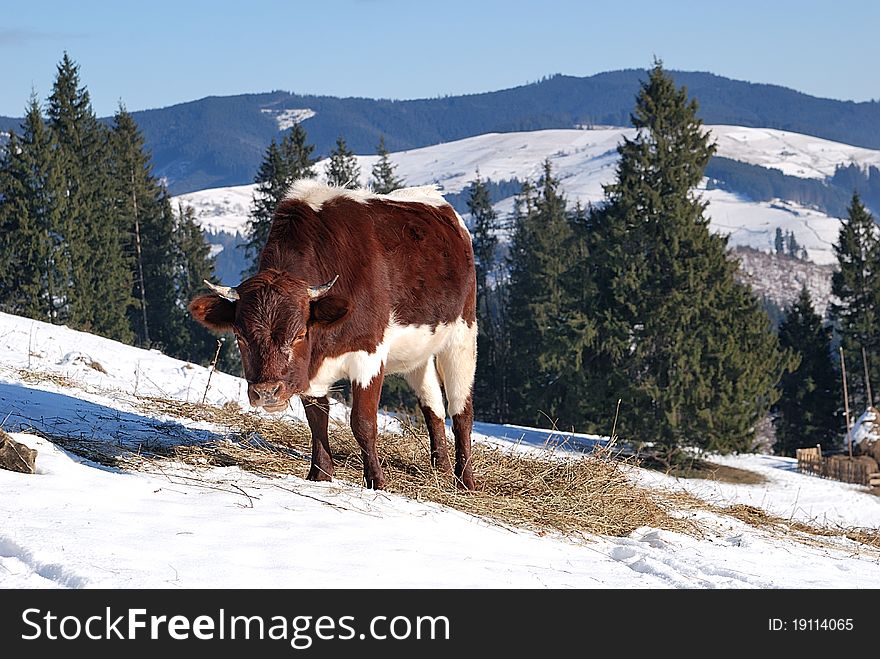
[
  {"xmin": 1, "ymin": 312, "xmax": 879, "ymax": 589},
  {"xmin": 175, "ymin": 124, "xmax": 870, "ymax": 267}
]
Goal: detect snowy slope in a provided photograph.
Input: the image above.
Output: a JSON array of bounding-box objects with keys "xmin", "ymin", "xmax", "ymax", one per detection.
[
  {"xmin": 2, "ymin": 312, "xmax": 879, "ymax": 589},
  {"xmin": 175, "ymin": 125, "xmax": 872, "ymax": 267},
  {"xmin": 710, "ymin": 125, "xmax": 880, "ymax": 179}
]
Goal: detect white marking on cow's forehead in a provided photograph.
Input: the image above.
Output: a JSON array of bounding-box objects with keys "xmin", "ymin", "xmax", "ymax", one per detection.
[{"xmin": 284, "ymin": 179, "xmax": 458, "ymax": 220}]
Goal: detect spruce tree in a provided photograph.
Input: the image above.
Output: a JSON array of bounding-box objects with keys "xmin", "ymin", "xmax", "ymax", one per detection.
[
  {"xmin": 109, "ymin": 106, "xmax": 170, "ymax": 347},
  {"xmin": 773, "ymin": 287, "xmax": 841, "ymax": 456},
  {"xmin": 786, "ymin": 231, "xmax": 804, "ymax": 259},
  {"xmin": 370, "ymin": 136, "xmax": 404, "ymax": 194},
  {"xmin": 830, "ymin": 193, "xmax": 880, "ymax": 410},
  {"xmin": 281, "ymin": 123, "xmax": 317, "ymax": 181},
  {"xmin": 172, "ymin": 202, "xmax": 234, "ymax": 369},
  {"xmin": 505, "ymin": 161, "xmax": 586, "ymax": 426},
  {"xmin": 0, "ymin": 95, "xmax": 67, "ymax": 321},
  {"xmin": 243, "ymin": 140, "xmax": 286, "ymax": 277},
  {"xmin": 468, "ymin": 173, "xmax": 503, "ymax": 421},
  {"xmin": 48, "ymin": 53, "xmax": 132, "ymax": 341},
  {"xmin": 504, "ymin": 181, "xmax": 537, "ymax": 421},
  {"xmin": 583, "ymin": 62, "xmax": 791, "ymax": 456},
  {"xmin": 243, "ymin": 127, "xmax": 317, "ymax": 276},
  {"xmin": 324, "ymin": 136, "xmax": 361, "ymax": 189},
  {"xmin": 557, "ymin": 199, "xmax": 599, "ymax": 426}
]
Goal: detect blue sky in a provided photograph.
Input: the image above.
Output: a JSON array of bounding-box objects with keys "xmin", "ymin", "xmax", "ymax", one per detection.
[{"xmin": 1, "ymin": 0, "xmax": 877, "ymax": 117}]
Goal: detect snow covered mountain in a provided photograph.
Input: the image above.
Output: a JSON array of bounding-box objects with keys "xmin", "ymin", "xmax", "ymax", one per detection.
[{"xmin": 174, "ymin": 124, "xmax": 873, "ymax": 304}]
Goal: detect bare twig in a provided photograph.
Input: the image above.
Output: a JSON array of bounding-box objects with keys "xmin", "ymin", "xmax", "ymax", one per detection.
[{"xmin": 201, "ymin": 338, "xmax": 225, "ymax": 404}]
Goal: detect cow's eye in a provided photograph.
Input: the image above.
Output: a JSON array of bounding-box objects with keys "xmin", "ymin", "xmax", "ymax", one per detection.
[{"xmin": 292, "ymin": 331, "xmax": 307, "ymax": 343}]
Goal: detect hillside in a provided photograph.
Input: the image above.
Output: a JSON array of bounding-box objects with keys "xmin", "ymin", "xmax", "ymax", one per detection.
[
  {"xmin": 1, "ymin": 310, "xmax": 879, "ymax": 590},
  {"xmin": 6, "ymin": 69, "xmax": 880, "ymax": 194},
  {"xmin": 733, "ymin": 246, "xmax": 836, "ymax": 318},
  {"xmin": 175, "ymin": 124, "xmax": 859, "ymax": 288}
]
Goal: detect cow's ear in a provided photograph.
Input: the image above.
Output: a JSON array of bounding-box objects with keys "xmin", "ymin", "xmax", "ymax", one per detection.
[
  {"xmin": 309, "ymin": 296, "xmax": 348, "ymax": 326},
  {"xmin": 189, "ymin": 295, "xmax": 236, "ymax": 332}
]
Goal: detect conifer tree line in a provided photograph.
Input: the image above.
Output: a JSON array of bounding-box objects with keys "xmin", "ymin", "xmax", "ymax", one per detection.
[
  {"xmin": 768, "ymin": 193, "xmax": 880, "ymax": 457},
  {"xmin": 9, "ymin": 56, "xmax": 866, "ymax": 459},
  {"xmin": 0, "ymin": 54, "xmax": 220, "ymax": 367},
  {"xmin": 466, "ymin": 61, "xmax": 868, "ymax": 460},
  {"xmin": 241, "ymin": 61, "xmax": 866, "ymax": 459}
]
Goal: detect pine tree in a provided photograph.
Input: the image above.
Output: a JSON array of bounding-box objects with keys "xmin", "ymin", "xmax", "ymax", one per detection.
[
  {"xmin": 468, "ymin": 173, "xmax": 504, "ymax": 420},
  {"xmin": 370, "ymin": 136, "xmax": 404, "ymax": 194},
  {"xmin": 172, "ymin": 202, "xmax": 234, "ymax": 370},
  {"xmin": 557, "ymin": 199, "xmax": 599, "ymax": 426},
  {"xmin": 830, "ymin": 193, "xmax": 880, "ymax": 410},
  {"xmin": 503, "ymin": 181, "xmax": 537, "ymax": 421},
  {"xmin": 583, "ymin": 62, "xmax": 792, "ymax": 456},
  {"xmin": 243, "ymin": 140, "xmax": 285, "ymax": 277},
  {"xmin": 324, "ymin": 136, "xmax": 361, "ymax": 189},
  {"xmin": 786, "ymin": 231, "xmax": 802, "ymax": 259},
  {"xmin": 0, "ymin": 95, "xmax": 67, "ymax": 320},
  {"xmin": 775, "ymin": 227, "xmax": 785, "ymax": 254},
  {"xmin": 281, "ymin": 123, "xmax": 317, "ymax": 181},
  {"xmin": 505, "ymin": 161, "xmax": 586, "ymax": 426},
  {"xmin": 243, "ymin": 127, "xmax": 317, "ymax": 276},
  {"xmin": 773, "ymin": 287, "xmax": 841, "ymax": 456},
  {"xmin": 48, "ymin": 53, "xmax": 132, "ymax": 341},
  {"xmin": 110, "ymin": 106, "xmax": 167, "ymax": 347}
]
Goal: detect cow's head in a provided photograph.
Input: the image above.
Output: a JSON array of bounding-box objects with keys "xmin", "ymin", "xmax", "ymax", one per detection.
[{"xmin": 189, "ymin": 269, "xmax": 346, "ymax": 412}]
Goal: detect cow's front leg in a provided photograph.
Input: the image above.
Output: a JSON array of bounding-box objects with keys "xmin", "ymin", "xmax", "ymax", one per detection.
[
  {"xmin": 350, "ymin": 366, "xmax": 386, "ymax": 489},
  {"xmin": 302, "ymin": 395, "xmax": 334, "ymax": 482}
]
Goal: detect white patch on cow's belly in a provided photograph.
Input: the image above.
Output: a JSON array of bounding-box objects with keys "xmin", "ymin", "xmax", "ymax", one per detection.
[{"xmin": 304, "ymin": 319, "xmax": 465, "ymax": 397}]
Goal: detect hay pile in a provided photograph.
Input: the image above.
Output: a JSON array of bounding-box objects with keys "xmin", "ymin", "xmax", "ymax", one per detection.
[
  {"xmin": 119, "ymin": 397, "xmax": 694, "ymax": 540},
  {"xmin": 31, "ymin": 388, "xmax": 879, "ymax": 553}
]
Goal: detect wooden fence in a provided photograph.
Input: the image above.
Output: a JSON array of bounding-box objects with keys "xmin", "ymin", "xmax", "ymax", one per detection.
[
  {"xmin": 795, "ymin": 446, "xmax": 822, "ymax": 475},
  {"xmin": 795, "ymin": 445, "xmax": 880, "ymax": 487}
]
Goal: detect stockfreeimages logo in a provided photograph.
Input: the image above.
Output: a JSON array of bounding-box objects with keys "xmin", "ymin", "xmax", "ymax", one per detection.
[{"xmin": 21, "ymin": 608, "xmax": 450, "ymax": 650}]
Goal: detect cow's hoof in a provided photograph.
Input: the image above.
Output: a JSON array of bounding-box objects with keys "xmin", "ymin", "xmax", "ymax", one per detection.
[
  {"xmin": 432, "ymin": 454, "xmax": 453, "ymax": 474},
  {"xmin": 455, "ymin": 467, "xmax": 477, "ymax": 491},
  {"xmin": 306, "ymin": 467, "xmax": 333, "ymax": 482},
  {"xmin": 457, "ymin": 478, "xmax": 477, "ymax": 491},
  {"xmin": 364, "ymin": 474, "xmax": 387, "ymax": 490}
]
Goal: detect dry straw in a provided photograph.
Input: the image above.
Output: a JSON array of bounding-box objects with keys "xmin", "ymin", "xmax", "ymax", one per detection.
[
  {"xmin": 17, "ymin": 372, "xmax": 878, "ymax": 554},
  {"xmin": 125, "ymin": 397, "xmax": 696, "ymax": 540}
]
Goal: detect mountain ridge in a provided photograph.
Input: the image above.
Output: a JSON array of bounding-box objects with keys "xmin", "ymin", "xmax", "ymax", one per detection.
[{"xmin": 4, "ymin": 69, "xmax": 880, "ymax": 195}]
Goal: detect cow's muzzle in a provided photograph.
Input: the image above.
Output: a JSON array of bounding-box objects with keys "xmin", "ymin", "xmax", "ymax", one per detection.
[{"xmin": 248, "ymin": 381, "xmax": 290, "ymax": 412}]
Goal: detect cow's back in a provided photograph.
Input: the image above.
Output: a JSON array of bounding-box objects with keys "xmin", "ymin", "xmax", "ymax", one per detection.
[{"xmin": 264, "ymin": 182, "xmax": 476, "ymax": 332}]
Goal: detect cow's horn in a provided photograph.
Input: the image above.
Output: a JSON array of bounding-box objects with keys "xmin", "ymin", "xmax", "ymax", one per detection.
[
  {"xmin": 308, "ymin": 275, "xmax": 339, "ymax": 299},
  {"xmin": 204, "ymin": 280, "xmax": 240, "ymax": 302}
]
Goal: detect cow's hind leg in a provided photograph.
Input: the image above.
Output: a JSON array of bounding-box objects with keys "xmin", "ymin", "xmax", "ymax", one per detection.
[
  {"xmin": 302, "ymin": 395, "xmax": 333, "ymax": 482},
  {"xmin": 436, "ymin": 321, "xmax": 477, "ymax": 490},
  {"xmin": 350, "ymin": 365, "xmax": 386, "ymax": 489},
  {"xmin": 404, "ymin": 358, "xmax": 452, "ymax": 473}
]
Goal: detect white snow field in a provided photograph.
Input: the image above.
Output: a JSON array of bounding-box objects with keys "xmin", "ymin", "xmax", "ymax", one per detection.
[{"xmin": 1, "ymin": 311, "xmax": 879, "ymax": 590}]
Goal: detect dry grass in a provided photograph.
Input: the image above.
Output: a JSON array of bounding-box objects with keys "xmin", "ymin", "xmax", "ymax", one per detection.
[
  {"xmin": 115, "ymin": 397, "xmax": 695, "ymax": 540},
  {"xmin": 12, "ymin": 367, "xmax": 878, "ymax": 554},
  {"xmin": 16, "ymin": 368, "xmax": 80, "ymax": 388},
  {"xmin": 718, "ymin": 503, "xmax": 880, "ymax": 551}
]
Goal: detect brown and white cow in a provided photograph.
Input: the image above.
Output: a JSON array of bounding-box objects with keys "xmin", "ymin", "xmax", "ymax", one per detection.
[{"xmin": 189, "ymin": 179, "xmax": 477, "ymax": 490}]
